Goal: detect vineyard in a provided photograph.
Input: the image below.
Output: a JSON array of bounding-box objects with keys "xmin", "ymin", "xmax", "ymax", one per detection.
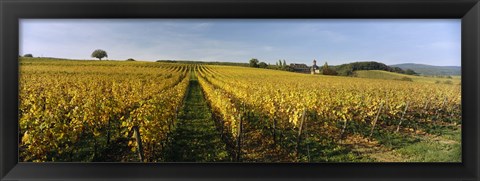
[{"xmin": 19, "ymin": 58, "xmax": 461, "ymax": 162}]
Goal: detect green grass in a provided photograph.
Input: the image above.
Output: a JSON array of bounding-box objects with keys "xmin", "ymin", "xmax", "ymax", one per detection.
[
  {"xmin": 417, "ymin": 123, "xmax": 461, "ymax": 141},
  {"xmin": 396, "ymin": 139, "xmax": 461, "ymax": 162},
  {"xmin": 354, "ymin": 70, "xmax": 461, "ymax": 84},
  {"xmin": 376, "ymin": 125, "xmax": 461, "ymax": 162},
  {"xmin": 294, "ymin": 135, "xmax": 373, "ymax": 162},
  {"xmin": 164, "ymin": 75, "xmax": 230, "ymax": 162},
  {"xmin": 374, "ymin": 131, "xmax": 421, "ymax": 150},
  {"xmin": 307, "ymin": 143, "xmax": 373, "ymax": 162},
  {"xmin": 351, "ymin": 120, "xmax": 461, "ymax": 162}
]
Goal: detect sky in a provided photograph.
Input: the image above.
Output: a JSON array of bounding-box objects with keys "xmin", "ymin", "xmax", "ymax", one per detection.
[{"xmin": 20, "ymin": 19, "xmax": 461, "ymax": 66}]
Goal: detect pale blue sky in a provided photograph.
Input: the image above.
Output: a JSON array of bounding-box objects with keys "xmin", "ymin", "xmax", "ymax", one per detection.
[{"xmin": 20, "ymin": 19, "xmax": 461, "ymax": 66}]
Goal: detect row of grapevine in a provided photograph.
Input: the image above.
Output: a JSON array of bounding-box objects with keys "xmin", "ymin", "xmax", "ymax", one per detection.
[
  {"xmin": 196, "ymin": 65, "xmax": 461, "ymax": 161},
  {"xmin": 19, "ymin": 60, "xmax": 190, "ymax": 162}
]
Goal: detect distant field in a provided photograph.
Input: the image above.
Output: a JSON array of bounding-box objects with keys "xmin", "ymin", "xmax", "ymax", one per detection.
[
  {"xmin": 19, "ymin": 58, "xmax": 461, "ymax": 162},
  {"xmin": 354, "ymin": 70, "xmax": 461, "ymax": 85},
  {"xmin": 390, "ymin": 63, "xmax": 461, "ymax": 76}
]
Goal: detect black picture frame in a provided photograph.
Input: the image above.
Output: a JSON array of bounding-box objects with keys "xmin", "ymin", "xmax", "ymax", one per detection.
[{"xmin": 1, "ymin": 0, "xmax": 479, "ymax": 180}]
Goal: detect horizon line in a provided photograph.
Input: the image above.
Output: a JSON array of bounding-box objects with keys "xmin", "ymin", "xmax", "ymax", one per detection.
[{"xmin": 21, "ymin": 56, "xmax": 462, "ymax": 67}]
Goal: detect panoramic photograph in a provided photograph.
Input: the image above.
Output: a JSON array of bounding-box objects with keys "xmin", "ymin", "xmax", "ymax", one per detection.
[{"xmin": 18, "ymin": 19, "xmax": 461, "ymax": 162}]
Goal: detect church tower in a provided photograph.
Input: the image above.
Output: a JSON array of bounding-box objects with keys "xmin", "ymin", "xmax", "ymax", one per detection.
[{"xmin": 311, "ymin": 59, "xmax": 320, "ymax": 74}]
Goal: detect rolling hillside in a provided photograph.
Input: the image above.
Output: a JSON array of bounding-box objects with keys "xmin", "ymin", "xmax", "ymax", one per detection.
[
  {"xmin": 354, "ymin": 70, "xmax": 461, "ymax": 84},
  {"xmin": 390, "ymin": 63, "xmax": 461, "ymax": 76}
]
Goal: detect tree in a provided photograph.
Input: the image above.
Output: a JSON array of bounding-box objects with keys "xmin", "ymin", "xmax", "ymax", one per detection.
[
  {"xmin": 91, "ymin": 49, "xmax": 108, "ymax": 60},
  {"xmin": 258, "ymin": 62, "xmax": 268, "ymax": 68},
  {"xmin": 282, "ymin": 60, "xmax": 287, "ymax": 68},
  {"xmin": 284, "ymin": 65, "xmax": 295, "ymax": 72},
  {"xmin": 278, "ymin": 60, "xmax": 283, "ymax": 67},
  {"xmin": 391, "ymin": 67, "xmax": 405, "ymax": 74},
  {"xmin": 322, "ymin": 62, "xmax": 329, "ymax": 70},
  {"xmin": 24, "ymin": 54, "xmax": 33, "ymax": 57},
  {"xmin": 337, "ymin": 64, "xmax": 354, "ymax": 76},
  {"xmin": 404, "ymin": 69, "xmax": 418, "ymax": 75},
  {"xmin": 322, "ymin": 62, "xmax": 338, "ymax": 75},
  {"xmin": 249, "ymin": 58, "xmax": 259, "ymax": 68}
]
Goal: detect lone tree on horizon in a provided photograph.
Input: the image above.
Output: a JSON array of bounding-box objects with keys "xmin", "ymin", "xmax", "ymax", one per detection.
[{"xmin": 91, "ymin": 49, "xmax": 108, "ymax": 60}]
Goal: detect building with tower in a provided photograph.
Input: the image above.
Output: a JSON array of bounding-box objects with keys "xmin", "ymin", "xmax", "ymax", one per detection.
[
  {"xmin": 311, "ymin": 59, "xmax": 320, "ymax": 74},
  {"xmin": 290, "ymin": 63, "xmax": 310, "ymax": 73}
]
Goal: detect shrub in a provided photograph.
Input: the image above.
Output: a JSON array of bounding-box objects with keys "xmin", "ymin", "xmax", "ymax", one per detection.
[
  {"xmin": 258, "ymin": 62, "xmax": 268, "ymax": 68},
  {"xmin": 398, "ymin": 77, "xmax": 413, "ymax": 82},
  {"xmin": 405, "ymin": 69, "xmax": 418, "ymax": 75}
]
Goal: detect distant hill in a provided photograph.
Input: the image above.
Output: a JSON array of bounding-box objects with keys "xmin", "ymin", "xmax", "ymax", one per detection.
[
  {"xmin": 390, "ymin": 63, "xmax": 461, "ymax": 76},
  {"xmin": 354, "ymin": 70, "xmax": 461, "ymax": 85},
  {"xmin": 330, "ymin": 61, "xmax": 415, "ymax": 76}
]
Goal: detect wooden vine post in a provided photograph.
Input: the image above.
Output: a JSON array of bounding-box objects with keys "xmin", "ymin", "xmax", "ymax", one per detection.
[
  {"xmin": 236, "ymin": 104, "xmax": 244, "ymax": 162},
  {"xmin": 340, "ymin": 118, "xmax": 348, "ymax": 139},
  {"xmin": 369, "ymin": 101, "xmax": 384, "ymax": 137},
  {"xmin": 132, "ymin": 125, "xmax": 145, "ymax": 162},
  {"xmin": 396, "ymin": 101, "xmax": 409, "ymax": 133},
  {"xmin": 272, "ymin": 118, "xmax": 277, "ymax": 146},
  {"xmin": 106, "ymin": 118, "xmax": 111, "ymax": 145},
  {"xmin": 305, "ymin": 113, "xmax": 311, "ymax": 162},
  {"xmin": 423, "ymin": 98, "xmax": 430, "ymax": 110},
  {"xmin": 434, "ymin": 97, "xmax": 448, "ymax": 121},
  {"xmin": 295, "ymin": 109, "xmax": 307, "ymax": 161}
]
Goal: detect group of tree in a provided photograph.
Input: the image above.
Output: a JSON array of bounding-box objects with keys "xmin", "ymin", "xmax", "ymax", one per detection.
[
  {"xmin": 276, "ymin": 59, "xmax": 287, "ymax": 68},
  {"xmin": 321, "ymin": 62, "xmax": 338, "ymax": 75},
  {"xmin": 249, "ymin": 58, "xmax": 259, "ymax": 67},
  {"xmin": 249, "ymin": 58, "xmax": 269, "ymax": 68},
  {"xmin": 249, "ymin": 58, "xmax": 296, "ymax": 71},
  {"xmin": 332, "ymin": 61, "xmax": 418, "ymax": 76},
  {"xmin": 275, "ymin": 59, "xmax": 294, "ymax": 71},
  {"xmin": 251, "ymin": 59, "xmax": 411, "ymax": 76}
]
